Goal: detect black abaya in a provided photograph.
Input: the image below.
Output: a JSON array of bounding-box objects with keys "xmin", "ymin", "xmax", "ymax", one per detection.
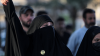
[
  {"xmin": 76, "ymin": 26, "xmax": 100, "ymax": 56},
  {"xmin": 4, "ymin": 1, "xmax": 30, "ymax": 56},
  {"xmin": 55, "ymin": 31, "xmax": 70, "ymax": 45},
  {"xmin": 26, "ymin": 15, "xmax": 72, "ymax": 56}
]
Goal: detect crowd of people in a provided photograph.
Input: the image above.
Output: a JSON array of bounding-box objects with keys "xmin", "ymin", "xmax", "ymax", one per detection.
[{"xmin": 0, "ymin": 0, "xmax": 100, "ymax": 56}]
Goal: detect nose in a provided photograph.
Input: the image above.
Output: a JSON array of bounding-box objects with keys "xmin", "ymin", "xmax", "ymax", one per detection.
[
  {"xmin": 28, "ymin": 15, "xmax": 33, "ymax": 20},
  {"xmin": 91, "ymin": 18, "xmax": 95, "ymax": 22}
]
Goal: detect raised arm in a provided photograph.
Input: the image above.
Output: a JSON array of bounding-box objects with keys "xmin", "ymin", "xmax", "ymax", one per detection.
[
  {"xmin": 1, "ymin": 0, "xmax": 29, "ymax": 56},
  {"xmin": 1, "ymin": 0, "xmax": 26, "ymax": 39},
  {"xmin": 1, "ymin": 0, "xmax": 25, "ymax": 35},
  {"xmin": 1, "ymin": 0, "xmax": 16, "ymax": 19}
]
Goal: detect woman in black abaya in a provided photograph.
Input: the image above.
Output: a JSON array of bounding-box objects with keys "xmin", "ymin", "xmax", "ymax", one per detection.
[
  {"xmin": 26, "ymin": 15, "xmax": 73, "ymax": 56},
  {"xmin": 76, "ymin": 26, "xmax": 100, "ymax": 56}
]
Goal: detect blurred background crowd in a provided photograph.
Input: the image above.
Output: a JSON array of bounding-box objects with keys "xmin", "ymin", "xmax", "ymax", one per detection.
[{"xmin": 0, "ymin": 0, "xmax": 100, "ymax": 56}]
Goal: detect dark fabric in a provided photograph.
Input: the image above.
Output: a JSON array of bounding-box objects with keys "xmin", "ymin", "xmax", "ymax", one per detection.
[
  {"xmin": 76, "ymin": 26, "xmax": 100, "ymax": 56},
  {"xmin": 55, "ymin": 31, "xmax": 70, "ymax": 45},
  {"xmin": 4, "ymin": 0, "xmax": 30, "ymax": 56},
  {"xmin": 92, "ymin": 42, "xmax": 100, "ymax": 52},
  {"xmin": 27, "ymin": 26, "xmax": 72, "ymax": 56},
  {"xmin": 3, "ymin": 0, "xmax": 73, "ymax": 56},
  {"xmin": 26, "ymin": 15, "xmax": 72, "ymax": 56}
]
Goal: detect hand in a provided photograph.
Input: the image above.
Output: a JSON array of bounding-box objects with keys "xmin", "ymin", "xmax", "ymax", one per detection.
[
  {"xmin": 40, "ymin": 22, "xmax": 53, "ymax": 28},
  {"xmin": 1, "ymin": 0, "xmax": 9, "ymax": 5}
]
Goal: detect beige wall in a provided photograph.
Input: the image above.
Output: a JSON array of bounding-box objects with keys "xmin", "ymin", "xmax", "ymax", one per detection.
[
  {"xmin": 59, "ymin": 0, "xmax": 67, "ymax": 4},
  {"xmin": 13, "ymin": 0, "xmax": 27, "ymax": 5},
  {"xmin": 0, "ymin": 0, "xmax": 27, "ymax": 5},
  {"xmin": 38, "ymin": 0, "xmax": 51, "ymax": 3},
  {"xmin": 87, "ymin": 0, "xmax": 100, "ymax": 20}
]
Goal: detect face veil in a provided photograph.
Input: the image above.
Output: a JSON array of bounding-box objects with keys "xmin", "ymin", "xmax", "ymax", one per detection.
[{"xmin": 76, "ymin": 26, "xmax": 100, "ymax": 56}]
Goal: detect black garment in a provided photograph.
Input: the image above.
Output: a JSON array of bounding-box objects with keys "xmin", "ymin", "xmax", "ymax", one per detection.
[
  {"xmin": 27, "ymin": 26, "xmax": 72, "ymax": 56},
  {"xmin": 55, "ymin": 31, "xmax": 70, "ymax": 45},
  {"xmin": 76, "ymin": 26, "xmax": 100, "ymax": 56},
  {"xmin": 4, "ymin": 1, "xmax": 30, "ymax": 56},
  {"xmin": 3, "ymin": 0, "xmax": 72, "ymax": 56},
  {"xmin": 26, "ymin": 15, "xmax": 72, "ymax": 56}
]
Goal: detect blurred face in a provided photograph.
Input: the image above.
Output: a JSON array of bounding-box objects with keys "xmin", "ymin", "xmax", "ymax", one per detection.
[
  {"xmin": 66, "ymin": 29, "xmax": 73, "ymax": 34},
  {"xmin": 84, "ymin": 13, "xmax": 95, "ymax": 28},
  {"xmin": 19, "ymin": 10, "xmax": 34, "ymax": 28},
  {"xmin": 55, "ymin": 21, "xmax": 65, "ymax": 32},
  {"xmin": 92, "ymin": 33, "xmax": 100, "ymax": 44}
]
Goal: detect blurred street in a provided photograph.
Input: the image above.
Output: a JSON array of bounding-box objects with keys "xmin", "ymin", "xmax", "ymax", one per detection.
[{"xmin": 0, "ymin": 48, "xmax": 4, "ymax": 56}]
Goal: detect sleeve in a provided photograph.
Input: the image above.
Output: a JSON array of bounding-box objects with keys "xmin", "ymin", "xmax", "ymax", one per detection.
[
  {"xmin": 3, "ymin": 0, "xmax": 16, "ymax": 21},
  {"xmin": 67, "ymin": 31, "xmax": 78, "ymax": 56},
  {"xmin": 3, "ymin": 0, "xmax": 27, "ymax": 39},
  {"xmin": 3, "ymin": 0, "xmax": 24, "ymax": 33},
  {"xmin": 3, "ymin": 0, "xmax": 29, "ymax": 56}
]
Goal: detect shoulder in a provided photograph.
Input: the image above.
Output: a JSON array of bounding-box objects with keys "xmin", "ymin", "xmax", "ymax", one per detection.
[
  {"xmin": 72, "ymin": 28, "xmax": 82, "ymax": 35},
  {"xmin": 69, "ymin": 28, "xmax": 84, "ymax": 39}
]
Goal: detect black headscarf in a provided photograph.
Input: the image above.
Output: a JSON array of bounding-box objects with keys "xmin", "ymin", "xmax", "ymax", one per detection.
[
  {"xmin": 27, "ymin": 15, "xmax": 53, "ymax": 34},
  {"xmin": 76, "ymin": 26, "xmax": 100, "ymax": 56}
]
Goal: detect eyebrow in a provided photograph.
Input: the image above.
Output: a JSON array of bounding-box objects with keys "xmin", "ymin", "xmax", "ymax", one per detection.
[{"xmin": 94, "ymin": 38, "xmax": 100, "ymax": 40}]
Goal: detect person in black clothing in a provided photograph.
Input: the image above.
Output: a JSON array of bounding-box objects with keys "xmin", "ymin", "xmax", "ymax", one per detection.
[
  {"xmin": 76, "ymin": 26, "xmax": 100, "ymax": 56},
  {"xmin": 1, "ymin": 0, "xmax": 73, "ymax": 56},
  {"xmin": 55, "ymin": 17, "xmax": 70, "ymax": 45},
  {"xmin": 1, "ymin": 6, "xmax": 34, "ymax": 52},
  {"xmin": 65, "ymin": 24, "xmax": 73, "ymax": 34}
]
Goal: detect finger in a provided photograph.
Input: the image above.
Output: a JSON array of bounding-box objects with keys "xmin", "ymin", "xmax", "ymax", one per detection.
[
  {"xmin": 7, "ymin": 0, "xmax": 9, "ymax": 2},
  {"xmin": 2, "ymin": 3, "xmax": 5, "ymax": 5},
  {"xmin": 3, "ymin": 3, "xmax": 6, "ymax": 5},
  {"xmin": 40, "ymin": 26, "xmax": 45, "ymax": 28},
  {"xmin": 4, "ymin": 0, "xmax": 5, "ymax": 2},
  {"xmin": 6, "ymin": 0, "xmax": 9, "ymax": 2},
  {"xmin": 4, "ymin": 2, "xmax": 7, "ymax": 5},
  {"xmin": 1, "ymin": 0, "xmax": 8, "ymax": 5},
  {"xmin": 5, "ymin": 1, "xmax": 8, "ymax": 5}
]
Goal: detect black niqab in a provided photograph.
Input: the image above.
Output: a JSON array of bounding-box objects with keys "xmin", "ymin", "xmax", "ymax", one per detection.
[{"xmin": 76, "ymin": 26, "xmax": 100, "ymax": 56}]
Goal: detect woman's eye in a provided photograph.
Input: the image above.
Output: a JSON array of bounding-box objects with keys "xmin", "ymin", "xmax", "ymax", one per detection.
[{"xmin": 95, "ymin": 39, "xmax": 99, "ymax": 41}]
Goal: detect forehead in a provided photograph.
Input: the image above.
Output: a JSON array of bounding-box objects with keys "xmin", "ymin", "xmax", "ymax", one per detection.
[
  {"xmin": 86, "ymin": 13, "xmax": 95, "ymax": 17},
  {"xmin": 94, "ymin": 33, "xmax": 100, "ymax": 39}
]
